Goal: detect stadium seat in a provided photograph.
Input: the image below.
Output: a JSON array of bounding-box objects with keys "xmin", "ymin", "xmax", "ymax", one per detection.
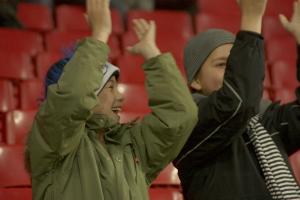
[
  {"xmin": 45, "ymin": 31, "xmax": 121, "ymax": 61},
  {"xmin": 270, "ymin": 61, "xmax": 298, "ymax": 89},
  {"xmin": 116, "ymin": 55, "xmax": 145, "ymax": 84},
  {"xmin": 264, "ymin": 0, "xmax": 293, "ymax": 16},
  {"xmin": 0, "ymin": 188, "xmax": 32, "ymax": 200},
  {"xmin": 266, "ymin": 37, "xmax": 297, "ymax": 64},
  {"xmin": 152, "ymin": 164, "xmax": 180, "ymax": 186},
  {"xmin": 56, "ymin": 5, "xmax": 124, "ymax": 35},
  {"xmin": 197, "ymin": 0, "xmax": 240, "ymax": 15},
  {"xmin": 0, "ymin": 28, "xmax": 43, "ymax": 57},
  {"xmin": 289, "ymin": 149, "xmax": 300, "ymax": 185},
  {"xmin": 0, "ymin": 51, "xmax": 35, "ymax": 80},
  {"xmin": 5, "ymin": 110, "xmax": 36, "ymax": 145},
  {"xmin": 20, "ymin": 80, "xmax": 44, "ymax": 110},
  {"xmin": 197, "ymin": 0, "xmax": 293, "ymax": 17},
  {"xmin": 148, "ymin": 188, "xmax": 183, "ymax": 200},
  {"xmin": 195, "ymin": 13, "xmax": 240, "ymax": 34},
  {"xmin": 17, "ymin": 2, "xmax": 54, "ymax": 32},
  {"xmin": 0, "ymin": 145, "xmax": 31, "ymax": 187},
  {"xmin": 118, "ymin": 84, "xmax": 150, "ymax": 113},
  {"xmin": 263, "ymin": 16, "xmax": 291, "ymax": 39},
  {"xmin": 273, "ymin": 88, "xmax": 297, "ymax": 104},
  {"xmin": 264, "ymin": 65, "xmax": 272, "ymax": 89},
  {"xmin": 127, "ymin": 10, "xmax": 193, "ymax": 40},
  {"xmin": 0, "ymin": 80, "xmax": 15, "ymax": 112},
  {"xmin": 36, "ymin": 52, "xmax": 64, "ymax": 80}
]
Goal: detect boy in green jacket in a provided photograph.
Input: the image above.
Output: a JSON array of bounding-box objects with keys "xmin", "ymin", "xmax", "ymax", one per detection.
[{"xmin": 25, "ymin": 0, "xmax": 198, "ymax": 199}]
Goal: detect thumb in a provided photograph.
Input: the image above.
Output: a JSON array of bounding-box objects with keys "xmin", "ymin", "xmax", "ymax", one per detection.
[
  {"xmin": 84, "ymin": 13, "xmax": 90, "ymax": 25},
  {"xmin": 279, "ymin": 14, "xmax": 290, "ymax": 30},
  {"xmin": 126, "ymin": 46, "xmax": 137, "ymax": 54}
]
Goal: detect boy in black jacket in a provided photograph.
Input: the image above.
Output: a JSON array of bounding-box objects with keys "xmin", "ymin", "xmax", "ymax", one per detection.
[{"xmin": 173, "ymin": 0, "xmax": 300, "ymax": 199}]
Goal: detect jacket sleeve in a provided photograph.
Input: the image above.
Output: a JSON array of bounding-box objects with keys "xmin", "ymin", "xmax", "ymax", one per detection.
[
  {"xmin": 31, "ymin": 38, "xmax": 109, "ymax": 156},
  {"xmin": 128, "ymin": 53, "xmax": 198, "ymax": 185},
  {"xmin": 260, "ymin": 44, "xmax": 300, "ymax": 156},
  {"xmin": 174, "ymin": 31, "xmax": 265, "ymax": 168}
]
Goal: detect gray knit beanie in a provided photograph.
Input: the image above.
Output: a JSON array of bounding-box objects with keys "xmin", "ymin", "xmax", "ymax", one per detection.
[{"xmin": 184, "ymin": 29, "xmax": 236, "ymax": 84}]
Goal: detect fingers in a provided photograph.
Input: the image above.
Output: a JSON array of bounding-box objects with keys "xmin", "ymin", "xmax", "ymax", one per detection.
[
  {"xmin": 126, "ymin": 46, "xmax": 138, "ymax": 54},
  {"xmin": 295, "ymin": 0, "xmax": 300, "ymax": 14},
  {"xmin": 149, "ymin": 20, "xmax": 156, "ymax": 34},
  {"xmin": 133, "ymin": 19, "xmax": 151, "ymax": 39},
  {"xmin": 279, "ymin": 14, "xmax": 289, "ymax": 27}
]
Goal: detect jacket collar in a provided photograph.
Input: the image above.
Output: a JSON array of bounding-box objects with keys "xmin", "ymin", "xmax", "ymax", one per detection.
[{"xmin": 86, "ymin": 114, "xmax": 132, "ymax": 145}]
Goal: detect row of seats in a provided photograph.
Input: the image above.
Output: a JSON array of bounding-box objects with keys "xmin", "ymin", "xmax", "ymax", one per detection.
[
  {"xmin": 197, "ymin": 0, "xmax": 294, "ymax": 16},
  {"xmin": 15, "ymin": 2, "xmax": 296, "ymax": 41},
  {"xmin": 17, "ymin": 1, "xmax": 294, "ymax": 33}
]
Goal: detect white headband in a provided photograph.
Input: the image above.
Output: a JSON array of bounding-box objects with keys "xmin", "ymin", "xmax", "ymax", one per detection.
[{"xmin": 95, "ymin": 62, "xmax": 120, "ymax": 95}]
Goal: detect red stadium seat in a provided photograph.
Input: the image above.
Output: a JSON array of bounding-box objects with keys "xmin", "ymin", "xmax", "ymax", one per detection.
[
  {"xmin": 152, "ymin": 164, "xmax": 180, "ymax": 186},
  {"xmin": 289, "ymin": 149, "xmax": 300, "ymax": 185},
  {"xmin": 0, "ymin": 145, "xmax": 31, "ymax": 187},
  {"xmin": 197, "ymin": 0, "xmax": 293, "ymax": 17},
  {"xmin": 0, "ymin": 80, "xmax": 16, "ymax": 112},
  {"xmin": 273, "ymin": 88, "xmax": 297, "ymax": 104},
  {"xmin": 20, "ymin": 80, "xmax": 44, "ymax": 110},
  {"xmin": 264, "ymin": 0, "xmax": 293, "ymax": 17},
  {"xmin": 118, "ymin": 84, "xmax": 150, "ymax": 113},
  {"xmin": 17, "ymin": 3, "xmax": 54, "ymax": 32},
  {"xmin": 0, "ymin": 28, "xmax": 43, "ymax": 57},
  {"xmin": 264, "ymin": 66, "xmax": 272, "ymax": 89},
  {"xmin": 266, "ymin": 37, "xmax": 297, "ymax": 64},
  {"xmin": 0, "ymin": 51, "xmax": 35, "ymax": 80},
  {"xmin": 45, "ymin": 31, "xmax": 121, "ymax": 61},
  {"xmin": 116, "ymin": 55, "xmax": 145, "ymax": 84},
  {"xmin": 0, "ymin": 188, "xmax": 32, "ymax": 200},
  {"xmin": 263, "ymin": 16, "xmax": 291, "ymax": 39},
  {"xmin": 270, "ymin": 61, "xmax": 298, "ymax": 89},
  {"xmin": 36, "ymin": 52, "xmax": 64, "ymax": 80},
  {"xmin": 5, "ymin": 110, "xmax": 36, "ymax": 145},
  {"xmin": 197, "ymin": 0, "xmax": 240, "ymax": 15},
  {"xmin": 195, "ymin": 13, "xmax": 240, "ymax": 34},
  {"xmin": 56, "ymin": 5, "xmax": 124, "ymax": 35},
  {"xmin": 148, "ymin": 188, "xmax": 183, "ymax": 200},
  {"xmin": 127, "ymin": 10, "xmax": 193, "ymax": 40}
]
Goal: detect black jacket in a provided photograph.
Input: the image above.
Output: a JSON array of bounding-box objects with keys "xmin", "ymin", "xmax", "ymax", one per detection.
[{"xmin": 173, "ymin": 32, "xmax": 300, "ymax": 200}]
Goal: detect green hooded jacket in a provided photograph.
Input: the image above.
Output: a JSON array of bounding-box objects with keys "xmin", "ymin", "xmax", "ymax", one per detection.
[{"xmin": 27, "ymin": 38, "xmax": 197, "ymax": 200}]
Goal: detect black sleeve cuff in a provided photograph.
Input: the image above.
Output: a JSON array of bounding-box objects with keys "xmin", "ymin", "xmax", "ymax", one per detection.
[
  {"xmin": 237, "ymin": 30, "xmax": 264, "ymax": 40},
  {"xmin": 235, "ymin": 31, "xmax": 264, "ymax": 49}
]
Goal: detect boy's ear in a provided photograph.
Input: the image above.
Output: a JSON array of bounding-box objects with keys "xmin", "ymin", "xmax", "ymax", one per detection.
[{"xmin": 190, "ymin": 79, "xmax": 202, "ymax": 91}]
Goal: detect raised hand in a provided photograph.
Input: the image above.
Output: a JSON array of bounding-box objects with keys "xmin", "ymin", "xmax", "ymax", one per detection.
[
  {"xmin": 237, "ymin": 0, "xmax": 268, "ymax": 33},
  {"xmin": 279, "ymin": 0, "xmax": 300, "ymax": 44},
  {"xmin": 127, "ymin": 19, "xmax": 161, "ymax": 60},
  {"xmin": 85, "ymin": 0, "xmax": 112, "ymax": 43}
]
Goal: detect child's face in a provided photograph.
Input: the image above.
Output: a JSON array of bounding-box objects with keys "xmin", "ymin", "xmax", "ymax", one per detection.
[
  {"xmin": 190, "ymin": 44, "xmax": 233, "ymax": 95},
  {"xmin": 92, "ymin": 76, "xmax": 124, "ymax": 124}
]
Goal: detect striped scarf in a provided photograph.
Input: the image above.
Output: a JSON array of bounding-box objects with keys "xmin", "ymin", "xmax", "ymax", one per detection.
[{"xmin": 247, "ymin": 115, "xmax": 300, "ymax": 200}]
